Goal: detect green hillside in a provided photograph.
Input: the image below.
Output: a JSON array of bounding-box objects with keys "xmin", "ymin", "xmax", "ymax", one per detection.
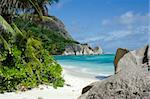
[{"xmin": 14, "ymin": 15, "xmax": 79, "ymax": 55}]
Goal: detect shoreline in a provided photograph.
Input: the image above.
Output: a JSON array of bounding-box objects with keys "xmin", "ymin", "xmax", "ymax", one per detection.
[
  {"xmin": 0, "ymin": 68, "xmax": 99, "ymax": 99},
  {"xmin": 53, "ymin": 53, "xmax": 115, "ymax": 57}
]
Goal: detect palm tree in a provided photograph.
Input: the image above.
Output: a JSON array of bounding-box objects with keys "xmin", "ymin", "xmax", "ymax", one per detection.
[
  {"xmin": 36, "ymin": 0, "xmax": 59, "ymax": 16},
  {"xmin": 0, "ymin": 0, "xmax": 59, "ymax": 23},
  {"xmin": 0, "ymin": 0, "xmax": 43, "ymax": 23}
]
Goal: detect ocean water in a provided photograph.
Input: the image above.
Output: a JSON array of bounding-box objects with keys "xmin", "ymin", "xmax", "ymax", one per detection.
[{"xmin": 54, "ymin": 54, "xmax": 115, "ymax": 77}]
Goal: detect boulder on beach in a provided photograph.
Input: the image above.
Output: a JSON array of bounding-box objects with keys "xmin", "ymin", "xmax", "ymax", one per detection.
[
  {"xmin": 78, "ymin": 45, "xmax": 150, "ymax": 99},
  {"xmin": 114, "ymin": 48, "xmax": 129, "ymax": 74}
]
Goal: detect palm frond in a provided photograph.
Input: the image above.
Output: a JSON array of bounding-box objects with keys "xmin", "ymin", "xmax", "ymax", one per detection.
[
  {"xmin": 28, "ymin": 0, "xmax": 43, "ymax": 18},
  {"xmin": 0, "ymin": 0, "xmax": 43, "ymax": 18},
  {"xmin": 0, "ymin": 15, "xmax": 16, "ymax": 36},
  {"xmin": 0, "ymin": 35, "xmax": 11, "ymax": 53}
]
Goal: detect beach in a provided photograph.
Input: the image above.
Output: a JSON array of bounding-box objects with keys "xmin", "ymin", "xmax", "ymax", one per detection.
[
  {"xmin": 0, "ymin": 0, "xmax": 148, "ymax": 98},
  {"xmin": 0, "ymin": 68, "xmax": 98, "ymax": 99},
  {"xmin": 0, "ymin": 55, "xmax": 114, "ymax": 99}
]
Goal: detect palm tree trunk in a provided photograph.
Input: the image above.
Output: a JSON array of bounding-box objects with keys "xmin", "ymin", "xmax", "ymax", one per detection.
[{"xmin": 44, "ymin": 5, "xmax": 48, "ymax": 16}]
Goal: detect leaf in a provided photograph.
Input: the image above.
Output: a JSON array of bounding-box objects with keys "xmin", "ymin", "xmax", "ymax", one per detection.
[{"xmin": 0, "ymin": 15, "xmax": 16, "ymax": 36}]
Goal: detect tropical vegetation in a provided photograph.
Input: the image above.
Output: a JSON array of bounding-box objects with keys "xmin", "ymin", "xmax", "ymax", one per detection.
[
  {"xmin": 14, "ymin": 15, "xmax": 78, "ymax": 55},
  {"xmin": 0, "ymin": 0, "xmax": 65, "ymax": 93}
]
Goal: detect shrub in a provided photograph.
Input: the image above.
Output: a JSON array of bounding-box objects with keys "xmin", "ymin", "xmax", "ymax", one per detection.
[{"xmin": 0, "ymin": 16, "xmax": 64, "ymax": 93}]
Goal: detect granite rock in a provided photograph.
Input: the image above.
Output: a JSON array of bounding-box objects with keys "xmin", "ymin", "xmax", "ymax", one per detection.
[
  {"xmin": 62, "ymin": 43, "xmax": 103, "ymax": 55},
  {"xmin": 78, "ymin": 45, "xmax": 150, "ymax": 99}
]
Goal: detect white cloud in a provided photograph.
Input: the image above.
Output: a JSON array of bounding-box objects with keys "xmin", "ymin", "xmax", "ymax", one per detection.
[
  {"xmin": 104, "ymin": 30, "xmax": 132, "ymax": 41},
  {"xmin": 79, "ymin": 36, "xmax": 106, "ymax": 43},
  {"xmin": 101, "ymin": 19, "xmax": 110, "ymax": 25},
  {"xmin": 106, "ymin": 26, "xmax": 149, "ymax": 41},
  {"xmin": 99, "ymin": 11, "xmax": 149, "ymax": 42},
  {"xmin": 119, "ymin": 11, "xmax": 135, "ymax": 25},
  {"xmin": 80, "ymin": 11, "xmax": 149, "ymax": 45},
  {"xmin": 102, "ymin": 11, "xmax": 149, "ymax": 26},
  {"xmin": 55, "ymin": 0, "xmax": 72, "ymax": 9}
]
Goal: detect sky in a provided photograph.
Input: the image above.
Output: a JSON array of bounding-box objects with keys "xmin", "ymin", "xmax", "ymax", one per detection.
[{"xmin": 49, "ymin": 0, "xmax": 149, "ymax": 53}]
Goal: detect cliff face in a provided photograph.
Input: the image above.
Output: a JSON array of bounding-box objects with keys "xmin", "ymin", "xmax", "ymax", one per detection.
[
  {"xmin": 36, "ymin": 16, "xmax": 103, "ymax": 55},
  {"xmin": 78, "ymin": 45, "xmax": 150, "ymax": 99},
  {"xmin": 44, "ymin": 17, "xmax": 103, "ymax": 55},
  {"xmin": 17, "ymin": 15, "xmax": 73, "ymax": 40},
  {"xmin": 35, "ymin": 15, "xmax": 73, "ymax": 40},
  {"xmin": 44, "ymin": 16, "xmax": 104, "ymax": 55},
  {"xmin": 62, "ymin": 43, "xmax": 103, "ymax": 55},
  {"xmin": 33, "ymin": 15, "xmax": 103, "ymax": 55}
]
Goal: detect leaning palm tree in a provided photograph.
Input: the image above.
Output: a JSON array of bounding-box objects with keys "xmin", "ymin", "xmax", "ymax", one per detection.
[
  {"xmin": 0, "ymin": 0, "xmax": 59, "ymax": 23},
  {"xmin": 35, "ymin": 0, "xmax": 59, "ymax": 16}
]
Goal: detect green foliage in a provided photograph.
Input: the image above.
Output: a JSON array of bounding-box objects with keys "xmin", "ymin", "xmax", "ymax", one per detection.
[
  {"xmin": 14, "ymin": 16, "xmax": 78, "ymax": 55},
  {"xmin": 0, "ymin": 0, "xmax": 59, "ymax": 18},
  {"xmin": 0, "ymin": 16, "xmax": 64, "ymax": 93}
]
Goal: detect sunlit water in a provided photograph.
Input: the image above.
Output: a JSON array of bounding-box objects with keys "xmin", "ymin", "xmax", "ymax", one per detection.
[{"xmin": 54, "ymin": 54, "xmax": 115, "ymax": 77}]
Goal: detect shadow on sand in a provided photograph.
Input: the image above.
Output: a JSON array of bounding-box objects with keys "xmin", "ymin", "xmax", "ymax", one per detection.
[{"xmin": 95, "ymin": 75, "xmax": 110, "ymax": 80}]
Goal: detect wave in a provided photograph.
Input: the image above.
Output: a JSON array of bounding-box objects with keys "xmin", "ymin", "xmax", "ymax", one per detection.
[
  {"xmin": 62, "ymin": 64, "xmax": 113, "ymax": 77},
  {"xmin": 55, "ymin": 55, "xmax": 115, "ymax": 78}
]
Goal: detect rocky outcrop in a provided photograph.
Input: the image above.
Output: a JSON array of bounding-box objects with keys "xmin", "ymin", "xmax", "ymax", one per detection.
[
  {"xmin": 78, "ymin": 45, "xmax": 150, "ymax": 99},
  {"xmin": 40, "ymin": 16, "xmax": 103, "ymax": 56},
  {"xmin": 114, "ymin": 48, "xmax": 129, "ymax": 74},
  {"xmin": 117, "ymin": 45, "xmax": 150, "ymax": 73},
  {"xmin": 62, "ymin": 43, "xmax": 103, "ymax": 55},
  {"xmin": 17, "ymin": 15, "xmax": 103, "ymax": 55},
  {"xmin": 36, "ymin": 15, "xmax": 73, "ymax": 40},
  {"xmin": 19, "ymin": 15, "xmax": 73, "ymax": 40},
  {"xmin": 36, "ymin": 16, "xmax": 103, "ymax": 56}
]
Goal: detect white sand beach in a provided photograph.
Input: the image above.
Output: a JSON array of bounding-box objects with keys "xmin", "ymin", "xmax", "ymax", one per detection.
[{"xmin": 0, "ymin": 68, "xmax": 98, "ymax": 99}]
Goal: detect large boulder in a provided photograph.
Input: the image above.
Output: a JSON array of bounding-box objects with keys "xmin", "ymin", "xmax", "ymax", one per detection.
[
  {"xmin": 93, "ymin": 46, "xmax": 103, "ymax": 55},
  {"xmin": 117, "ymin": 45, "xmax": 149, "ymax": 73},
  {"xmin": 78, "ymin": 45, "xmax": 150, "ymax": 99},
  {"xmin": 114, "ymin": 48, "xmax": 129, "ymax": 74}
]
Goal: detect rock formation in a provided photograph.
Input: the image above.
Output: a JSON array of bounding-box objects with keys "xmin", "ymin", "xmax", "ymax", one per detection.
[
  {"xmin": 114, "ymin": 48, "xmax": 129, "ymax": 74},
  {"xmin": 19, "ymin": 15, "xmax": 103, "ymax": 55},
  {"xmin": 62, "ymin": 43, "xmax": 103, "ymax": 55},
  {"xmin": 78, "ymin": 45, "xmax": 150, "ymax": 99},
  {"xmin": 19, "ymin": 15, "xmax": 73, "ymax": 40},
  {"xmin": 37, "ymin": 15, "xmax": 73, "ymax": 40},
  {"xmin": 40, "ymin": 17, "xmax": 103, "ymax": 56}
]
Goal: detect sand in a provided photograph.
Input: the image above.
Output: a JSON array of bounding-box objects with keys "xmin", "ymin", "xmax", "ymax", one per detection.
[{"xmin": 0, "ymin": 68, "xmax": 99, "ymax": 99}]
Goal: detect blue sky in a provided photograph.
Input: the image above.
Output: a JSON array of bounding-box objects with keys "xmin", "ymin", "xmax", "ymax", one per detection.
[{"xmin": 49, "ymin": 0, "xmax": 149, "ymax": 53}]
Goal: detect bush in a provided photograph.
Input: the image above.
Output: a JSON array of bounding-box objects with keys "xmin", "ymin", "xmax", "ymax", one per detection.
[{"xmin": 0, "ymin": 16, "xmax": 64, "ymax": 93}]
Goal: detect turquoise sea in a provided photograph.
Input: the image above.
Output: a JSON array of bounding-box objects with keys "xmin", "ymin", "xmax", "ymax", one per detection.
[{"xmin": 54, "ymin": 54, "xmax": 115, "ymax": 77}]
